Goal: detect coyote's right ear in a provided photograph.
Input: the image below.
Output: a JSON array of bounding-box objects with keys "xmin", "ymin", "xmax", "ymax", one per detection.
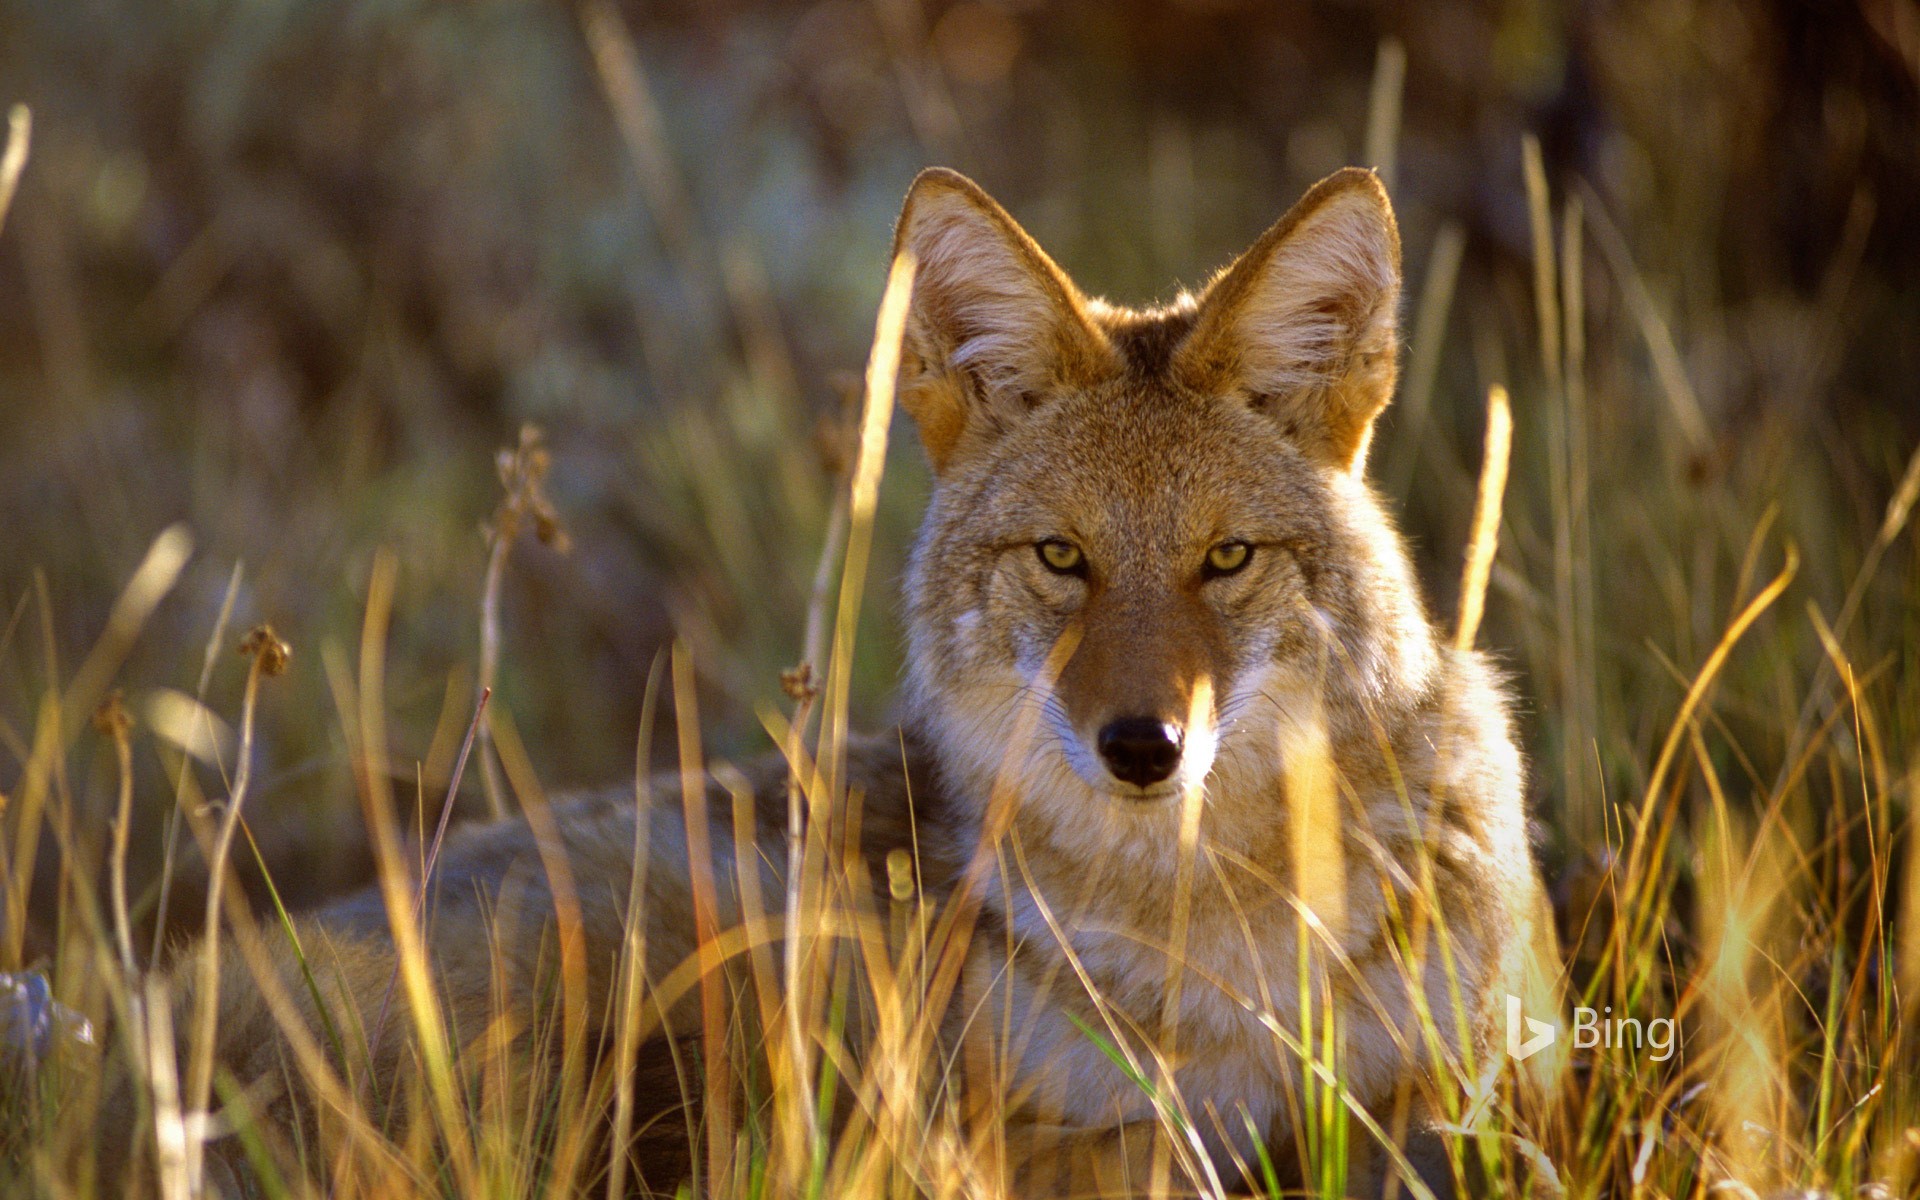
[
  {"xmin": 1174, "ymin": 168, "xmax": 1401, "ymax": 474},
  {"xmin": 890, "ymin": 168, "xmax": 1112, "ymax": 474}
]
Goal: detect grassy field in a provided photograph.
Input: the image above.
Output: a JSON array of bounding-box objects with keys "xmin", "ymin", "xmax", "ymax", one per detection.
[{"xmin": 1, "ymin": 2, "xmax": 1918, "ymax": 1196}]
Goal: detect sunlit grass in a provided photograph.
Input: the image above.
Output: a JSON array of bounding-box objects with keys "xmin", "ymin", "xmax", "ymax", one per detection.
[{"xmin": 2, "ymin": 21, "xmax": 1918, "ymax": 1198}]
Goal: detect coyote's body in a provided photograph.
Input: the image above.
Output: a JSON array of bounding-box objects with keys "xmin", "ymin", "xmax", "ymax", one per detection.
[{"xmin": 159, "ymin": 168, "xmax": 1543, "ymax": 1196}]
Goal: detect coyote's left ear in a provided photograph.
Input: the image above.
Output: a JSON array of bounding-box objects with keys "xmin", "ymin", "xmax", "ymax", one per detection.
[
  {"xmin": 1175, "ymin": 168, "xmax": 1402, "ymax": 473},
  {"xmin": 890, "ymin": 168, "xmax": 1112, "ymax": 474}
]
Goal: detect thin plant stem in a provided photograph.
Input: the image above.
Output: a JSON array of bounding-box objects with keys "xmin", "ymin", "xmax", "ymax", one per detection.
[{"xmin": 183, "ymin": 625, "xmax": 285, "ymax": 1196}]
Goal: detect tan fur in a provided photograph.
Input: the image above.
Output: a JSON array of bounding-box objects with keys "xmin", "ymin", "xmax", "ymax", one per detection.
[{"xmin": 145, "ymin": 169, "xmax": 1543, "ymax": 1198}]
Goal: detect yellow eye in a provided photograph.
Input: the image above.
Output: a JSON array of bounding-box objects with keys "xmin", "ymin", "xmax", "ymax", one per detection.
[
  {"xmin": 1205, "ymin": 541, "xmax": 1251, "ymax": 576},
  {"xmin": 1037, "ymin": 540, "xmax": 1086, "ymax": 575}
]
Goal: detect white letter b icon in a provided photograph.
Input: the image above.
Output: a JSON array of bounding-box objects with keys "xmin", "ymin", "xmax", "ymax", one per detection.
[{"xmin": 1506, "ymin": 994, "xmax": 1555, "ymax": 1061}]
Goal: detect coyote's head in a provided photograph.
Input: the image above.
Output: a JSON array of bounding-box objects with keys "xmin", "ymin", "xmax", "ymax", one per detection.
[{"xmin": 893, "ymin": 168, "xmax": 1440, "ymax": 859}]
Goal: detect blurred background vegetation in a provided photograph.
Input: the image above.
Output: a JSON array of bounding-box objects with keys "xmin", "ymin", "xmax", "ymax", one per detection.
[{"xmin": 0, "ymin": 0, "xmax": 1915, "ymax": 949}]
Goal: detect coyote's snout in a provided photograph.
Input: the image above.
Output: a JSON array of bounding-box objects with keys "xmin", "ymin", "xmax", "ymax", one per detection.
[
  {"xmin": 1044, "ymin": 540, "xmax": 1225, "ymax": 797},
  {"xmin": 112, "ymin": 166, "xmax": 1547, "ymax": 1198}
]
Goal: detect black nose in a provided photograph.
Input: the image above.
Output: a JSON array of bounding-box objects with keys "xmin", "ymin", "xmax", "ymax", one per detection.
[{"xmin": 1097, "ymin": 717, "xmax": 1184, "ymax": 788}]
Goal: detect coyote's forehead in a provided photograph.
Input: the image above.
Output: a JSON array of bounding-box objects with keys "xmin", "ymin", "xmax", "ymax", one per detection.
[{"xmin": 946, "ymin": 376, "xmax": 1338, "ymax": 555}]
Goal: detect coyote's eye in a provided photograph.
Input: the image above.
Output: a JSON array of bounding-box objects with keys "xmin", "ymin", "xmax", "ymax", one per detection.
[
  {"xmin": 1036, "ymin": 540, "xmax": 1087, "ymax": 576},
  {"xmin": 1204, "ymin": 541, "xmax": 1252, "ymax": 578}
]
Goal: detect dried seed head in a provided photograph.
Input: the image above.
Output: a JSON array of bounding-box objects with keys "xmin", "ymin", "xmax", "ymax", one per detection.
[
  {"xmin": 239, "ymin": 625, "xmax": 292, "ymax": 676},
  {"xmin": 92, "ymin": 690, "xmax": 132, "ymax": 738},
  {"xmin": 779, "ymin": 662, "xmax": 816, "ymax": 702},
  {"xmin": 490, "ymin": 423, "xmax": 570, "ymax": 554}
]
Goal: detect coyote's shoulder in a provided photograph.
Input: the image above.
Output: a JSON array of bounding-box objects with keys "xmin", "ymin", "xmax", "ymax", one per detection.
[{"xmin": 137, "ymin": 166, "xmax": 1544, "ymax": 1198}]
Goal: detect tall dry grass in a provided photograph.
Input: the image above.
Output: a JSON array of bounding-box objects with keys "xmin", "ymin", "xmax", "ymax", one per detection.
[{"xmin": 1, "ymin": 15, "xmax": 1917, "ymax": 1200}]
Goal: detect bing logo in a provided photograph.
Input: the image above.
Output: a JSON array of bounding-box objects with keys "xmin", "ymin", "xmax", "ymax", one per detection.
[{"xmin": 1505, "ymin": 994, "xmax": 1678, "ymax": 1063}]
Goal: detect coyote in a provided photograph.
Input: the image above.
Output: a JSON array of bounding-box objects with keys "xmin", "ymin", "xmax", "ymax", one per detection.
[{"xmin": 108, "ymin": 167, "xmax": 1546, "ymax": 1196}]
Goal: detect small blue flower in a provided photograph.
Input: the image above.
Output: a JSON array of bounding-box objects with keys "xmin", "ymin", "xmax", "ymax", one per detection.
[{"xmin": 0, "ymin": 972, "xmax": 94, "ymax": 1067}]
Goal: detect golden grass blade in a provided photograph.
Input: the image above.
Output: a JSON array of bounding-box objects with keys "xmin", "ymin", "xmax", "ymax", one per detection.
[
  {"xmin": 1696, "ymin": 801, "xmax": 1795, "ymax": 1194},
  {"xmin": 480, "ymin": 706, "xmax": 595, "ymax": 1193},
  {"xmin": 606, "ymin": 652, "xmax": 663, "ymax": 1200},
  {"xmin": 609, "ymin": 915, "xmax": 795, "ymax": 1046},
  {"xmin": 1282, "ymin": 696, "xmax": 1346, "ymax": 946},
  {"xmin": 672, "ymin": 642, "xmax": 733, "ymax": 1194},
  {"xmin": 720, "ymin": 762, "xmax": 784, "ymax": 1070},
  {"xmin": 1901, "ymin": 756, "xmax": 1920, "ymax": 1025},
  {"xmin": 1875, "ymin": 438, "xmax": 1920, "ymax": 549},
  {"xmin": 342, "ymin": 549, "xmax": 479, "ymax": 1190},
  {"xmin": 1162, "ymin": 673, "xmax": 1216, "ymax": 1037},
  {"xmin": 1363, "ymin": 39, "xmax": 1405, "ymax": 191},
  {"xmin": 1455, "ymin": 385, "xmax": 1513, "ymax": 653},
  {"xmin": 1645, "ymin": 540, "xmax": 1797, "ymax": 811},
  {"xmin": 1820, "ymin": 434, "xmax": 1920, "ymax": 676},
  {"xmin": 821, "ymin": 250, "xmax": 916, "ymax": 790},
  {"xmin": 1522, "ymin": 136, "xmax": 1561, "ymax": 395},
  {"xmin": 1253, "ymin": 1009, "xmax": 1443, "ymax": 1200},
  {"xmin": 774, "ymin": 393, "xmax": 857, "ymax": 1164},
  {"xmin": 60, "ymin": 523, "xmax": 192, "ymax": 740},
  {"xmin": 1621, "ymin": 543, "xmax": 1798, "ymax": 906},
  {"xmin": 1153, "ymin": 675, "xmax": 1217, "ymax": 1196},
  {"xmin": 368, "ymin": 687, "xmax": 491, "ymax": 1073},
  {"xmin": 771, "ymin": 252, "xmax": 916, "ymax": 1181},
  {"xmin": 755, "ymin": 700, "xmax": 830, "ymax": 1171},
  {"xmin": 0, "ymin": 104, "xmax": 28, "ymax": 238}
]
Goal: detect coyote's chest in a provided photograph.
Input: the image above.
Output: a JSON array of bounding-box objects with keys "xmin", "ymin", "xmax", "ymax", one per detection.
[{"xmin": 980, "ymin": 851, "xmax": 1379, "ymax": 1132}]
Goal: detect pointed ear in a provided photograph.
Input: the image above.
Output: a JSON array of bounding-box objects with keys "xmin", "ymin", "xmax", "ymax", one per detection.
[
  {"xmin": 890, "ymin": 168, "xmax": 1112, "ymax": 474},
  {"xmin": 1174, "ymin": 168, "xmax": 1402, "ymax": 473}
]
